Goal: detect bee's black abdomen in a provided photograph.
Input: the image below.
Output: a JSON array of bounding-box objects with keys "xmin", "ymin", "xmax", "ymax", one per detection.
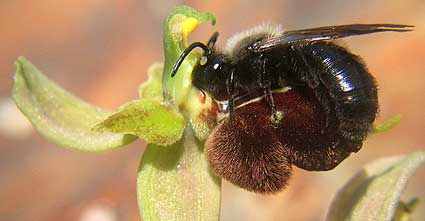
[{"xmin": 301, "ymin": 42, "xmax": 378, "ymax": 146}]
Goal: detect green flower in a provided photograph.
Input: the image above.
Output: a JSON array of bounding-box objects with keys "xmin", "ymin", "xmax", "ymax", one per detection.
[{"xmin": 13, "ymin": 6, "xmax": 220, "ymax": 220}]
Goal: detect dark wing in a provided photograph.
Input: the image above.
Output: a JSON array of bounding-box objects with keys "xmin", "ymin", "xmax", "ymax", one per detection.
[{"xmin": 253, "ymin": 24, "xmax": 414, "ymax": 52}]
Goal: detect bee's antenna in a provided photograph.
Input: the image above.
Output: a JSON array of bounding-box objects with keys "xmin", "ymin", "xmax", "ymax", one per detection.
[
  {"xmin": 171, "ymin": 42, "xmax": 209, "ymax": 78},
  {"xmin": 207, "ymin": 32, "xmax": 219, "ymax": 48}
]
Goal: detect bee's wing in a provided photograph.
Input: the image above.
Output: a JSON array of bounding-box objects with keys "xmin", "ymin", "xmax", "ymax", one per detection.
[
  {"xmin": 205, "ymin": 100, "xmax": 292, "ymax": 194},
  {"xmin": 253, "ymin": 24, "xmax": 413, "ymax": 52}
]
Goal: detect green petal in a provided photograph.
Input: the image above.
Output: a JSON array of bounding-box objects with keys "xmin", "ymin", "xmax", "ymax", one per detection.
[
  {"xmin": 139, "ymin": 62, "xmax": 164, "ymax": 101},
  {"xmin": 12, "ymin": 57, "xmax": 137, "ymax": 152},
  {"xmin": 137, "ymin": 128, "xmax": 221, "ymax": 221},
  {"xmin": 372, "ymin": 114, "xmax": 402, "ymax": 134},
  {"xmin": 184, "ymin": 87, "xmax": 218, "ymax": 140},
  {"xmin": 93, "ymin": 100, "xmax": 185, "ymax": 146},
  {"xmin": 326, "ymin": 151, "xmax": 425, "ymax": 221}
]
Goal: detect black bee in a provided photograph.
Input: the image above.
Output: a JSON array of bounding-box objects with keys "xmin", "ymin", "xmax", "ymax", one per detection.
[{"xmin": 171, "ymin": 24, "xmax": 413, "ymax": 193}]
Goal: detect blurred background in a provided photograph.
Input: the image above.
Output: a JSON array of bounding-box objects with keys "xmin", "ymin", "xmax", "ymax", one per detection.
[{"xmin": 0, "ymin": 0, "xmax": 424, "ymax": 220}]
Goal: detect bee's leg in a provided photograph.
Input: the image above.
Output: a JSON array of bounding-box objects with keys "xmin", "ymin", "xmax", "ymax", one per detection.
[
  {"xmin": 226, "ymin": 69, "xmax": 236, "ymax": 117},
  {"xmin": 258, "ymin": 56, "xmax": 282, "ymax": 125}
]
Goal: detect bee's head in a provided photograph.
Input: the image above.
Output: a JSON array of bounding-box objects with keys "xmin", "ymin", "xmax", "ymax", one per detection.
[
  {"xmin": 192, "ymin": 51, "xmax": 231, "ymax": 101},
  {"xmin": 171, "ymin": 32, "xmax": 232, "ymax": 101}
]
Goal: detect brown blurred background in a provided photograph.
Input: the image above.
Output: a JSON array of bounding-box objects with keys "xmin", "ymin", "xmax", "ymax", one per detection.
[{"xmin": 0, "ymin": 1, "xmax": 424, "ymax": 220}]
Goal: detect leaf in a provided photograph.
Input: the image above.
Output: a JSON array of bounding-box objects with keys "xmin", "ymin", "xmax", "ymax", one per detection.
[
  {"xmin": 326, "ymin": 151, "xmax": 425, "ymax": 221},
  {"xmin": 137, "ymin": 128, "xmax": 221, "ymax": 221},
  {"xmin": 139, "ymin": 62, "xmax": 164, "ymax": 101},
  {"xmin": 93, "ymin": 100, "xmax": 185, "ymax": 146},
  {"xmin": 12, "ymin": 57, "xmax": 137, "ymax": 152}
]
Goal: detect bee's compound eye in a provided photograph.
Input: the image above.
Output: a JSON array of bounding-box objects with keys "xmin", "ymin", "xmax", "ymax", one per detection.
[
  {"xmin": 200, "ymin": 56, "xmax": 208, "ymax": 66},
  {"xmin": 212, "ymin": 60, "xmax": 221, "ymax": 70},
  {"xmin": 213, "ymin": 62, "xmax": 220, "ymax": 70}
]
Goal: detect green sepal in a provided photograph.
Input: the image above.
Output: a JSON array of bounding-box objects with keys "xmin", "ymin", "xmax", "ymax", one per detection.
[
  {"xmin": 93, "ymin": 100, "xmax": 185, "ymax": 146},
  {"xmin": 137, "ymin": 127, "xmax": 221, "ymax": 221},
  {"xmin": 161, "ymin": 5, "xmax": 216, "ymax": 106},
  {"xmin": 326, "ymin": 151, "xmax": 425, "ymax": 221},
  {"xmin": 12, "ymin": 57, "xmax": 137, "ymax": 152}
]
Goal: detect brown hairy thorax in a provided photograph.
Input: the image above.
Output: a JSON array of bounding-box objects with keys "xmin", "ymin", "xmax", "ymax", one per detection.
[{"xmin": 206, "ymin": 87, "xmax": 354, "ymax": 193}]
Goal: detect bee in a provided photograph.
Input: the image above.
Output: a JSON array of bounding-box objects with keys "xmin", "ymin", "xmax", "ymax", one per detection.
[{"xmin": 171, "ymin": 24, "xmax": 413, "ymax": 193}]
